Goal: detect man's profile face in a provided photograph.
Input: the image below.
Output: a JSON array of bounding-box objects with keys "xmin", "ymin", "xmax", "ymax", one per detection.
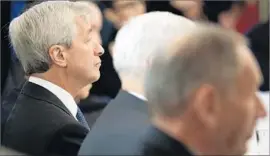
[
  {"xmin": 212, "ymin": 45, "xmax": 266, "ymax": 155},
  {"xmin": 65, "ymin": 17, "xmax": 103, "ymax": 85}
]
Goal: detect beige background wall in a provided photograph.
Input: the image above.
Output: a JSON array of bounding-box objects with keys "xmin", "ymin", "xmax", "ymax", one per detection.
[{"xmin": 259, "ymin": 0, "xmax": 269, "ymax": 22}]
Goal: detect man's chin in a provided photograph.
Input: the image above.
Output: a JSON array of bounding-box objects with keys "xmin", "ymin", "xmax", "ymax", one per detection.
[{"xmin": 90, "ymin": 72, "xmax": 101, "ymax": 83}]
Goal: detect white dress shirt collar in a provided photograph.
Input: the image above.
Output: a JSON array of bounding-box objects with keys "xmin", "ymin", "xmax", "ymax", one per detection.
[
  {"xmin": 28, "ymin": 76, "xmax": 78, "ymax": 119},
  {"xmin": 128, "ymin": 91, "xmax": 147, "ymax": 101}
]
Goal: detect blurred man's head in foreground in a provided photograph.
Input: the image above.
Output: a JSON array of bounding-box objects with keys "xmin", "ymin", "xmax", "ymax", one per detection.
[{"xmin": 145, "ymin": 23, "xmax": 266, "ymax": 155}]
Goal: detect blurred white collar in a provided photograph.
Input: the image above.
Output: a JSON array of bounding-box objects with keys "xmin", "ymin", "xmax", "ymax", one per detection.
[{"xmin": 128, "ymin": 91, "xmax": 147, "ymax": 101}]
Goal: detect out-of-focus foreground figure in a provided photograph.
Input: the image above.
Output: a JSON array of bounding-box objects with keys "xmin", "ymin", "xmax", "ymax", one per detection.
[{"xmin": 142, "ymin": 23, "xmax": 267, "ymax": 156}]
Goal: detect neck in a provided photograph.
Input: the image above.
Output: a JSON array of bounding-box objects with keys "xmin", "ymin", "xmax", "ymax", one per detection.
[
  {"xmin": 31, "ymin": 69, "xmax": 82, "ymax": 98},
  {"xmin": 152, "ymin": 114, "xmax": 215, "ymax": 155},
  {"xmin": 121, "ymin": 76, "xmax": 144, "ymax": 97}
]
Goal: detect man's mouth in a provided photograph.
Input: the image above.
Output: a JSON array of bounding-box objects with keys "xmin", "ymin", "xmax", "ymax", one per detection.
[{"xmin": 95, "ymin": 62, "xmax": 101, "ymax": 67}]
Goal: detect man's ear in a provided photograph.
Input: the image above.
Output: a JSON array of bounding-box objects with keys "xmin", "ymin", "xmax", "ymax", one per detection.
[
  {"xmin": 48, "ymin": 45, "xmax": 67, "ymax": 68},
  {"xmin": 192, "ymin": 84, "xmax": 221, "ymax": 129}
]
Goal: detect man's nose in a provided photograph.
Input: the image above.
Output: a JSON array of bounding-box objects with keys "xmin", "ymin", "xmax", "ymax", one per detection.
[
  {"xmin": 94, "ymin": 43, "xmax": 104, "ymax": 56},
  {"xmin": 255, "ymin": 95, "xmax": 267, "ymax": 119},
  {"xmin": 92, "ymin": 31, "xmax": 102, "ymax": 45}
]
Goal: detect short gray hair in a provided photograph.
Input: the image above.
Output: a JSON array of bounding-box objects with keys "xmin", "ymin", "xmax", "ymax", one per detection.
[
  {"xmin": 113, "ymin": 12, "xmax": 195, "ymax": 79},
  {"xmin": 9, "ymin": 1, "xmax": 96, "ymax": 75},
  {"xmin": 145, "ymin": 23, "xmax": 248, "ymax": 117}
]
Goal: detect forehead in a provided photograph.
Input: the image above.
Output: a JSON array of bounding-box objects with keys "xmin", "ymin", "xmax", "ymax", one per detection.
[
  {"xmin": 237, "ymin": 45, "xmax": 262, "ymax": 87},
  {"xmin": 75, "ymin": 16, "xmax": 92, "ymax": 34},
  {"xmin": 88, "ymin": 5, "xmax": 102, "ymax": 29}
]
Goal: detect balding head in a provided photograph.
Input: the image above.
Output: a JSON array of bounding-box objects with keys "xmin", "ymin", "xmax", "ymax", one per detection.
[
  {"xmin": 113, "ymin": 12, "xmax": 195, "ymax": 79},
  {"xmin": 145, "ymin": 23, "xmax": 266, "ymax": 155},
  {"xmin": 145, "ymin": 23, "xmax": 249, "ymax": 116},
  {"xmin": 113, "ymin": 11, "xmax": 195, "ymax": 95}
]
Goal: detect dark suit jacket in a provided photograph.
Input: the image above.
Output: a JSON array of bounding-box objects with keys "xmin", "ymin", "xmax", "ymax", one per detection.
[
  {"xmin": 2, "ymin": 81, "xmax": 89, "ymax": 156},
  {"xmin": 79, "ymin": 90, "xmax": 150, "ymax": 155},
  {"xmin": 246, "ymin": 21, "xmax": 269, "ymax": 91},
  {"xmin": 141, "ymin": 126, "xmax": 193, "ymax": 156},
  {"xmin": 1, "ymin": 82, "xmax": 23, "ymax": 139}
]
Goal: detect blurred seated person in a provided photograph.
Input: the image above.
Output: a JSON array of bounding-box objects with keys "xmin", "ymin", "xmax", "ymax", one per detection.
[
  {"xmin": 170, "ymin": 0, "xmax": 202, "ymax": 20},
  {"xmin": 2, "ymin": 1, "xmax": 104, "ymax": 155},
  {"xmin": 89, "ymin": 0, "xmax": 146, "ymax": 101},
  {"xmin": 101, "ymin": 0, "xmax": 146, "ymax": 53},
  {"xmin": 202, "ymin": 0, "xmax": 247, "ymax": 30},
  {"xmin": 79, "ymin": 12, "xmax": 195, "ymax": 155},
  {"xmin": 146, "ymin": 1, "xmax": 183, "ymax": 16},
  {"xmin": 141, "ymin": 24, "xmax": 266, "ymax": 156}
]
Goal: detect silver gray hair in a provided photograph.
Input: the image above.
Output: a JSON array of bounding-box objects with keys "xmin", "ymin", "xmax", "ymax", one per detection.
[
  {"xmin": 145, "ymin": 23, "xmax": 248, "ymax": 117},
  {"xmin": 113, "ymin": 12, "xmax": 195, "ymax": 79},
  {"xmin": 9, "ymin": 1, "xmax": 96, "ymax": 75}
]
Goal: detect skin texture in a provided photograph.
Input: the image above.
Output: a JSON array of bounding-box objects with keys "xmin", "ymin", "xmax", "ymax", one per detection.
[{"xmin": 75, "ymin": 84, "xmax": 92, "ymax": 103}]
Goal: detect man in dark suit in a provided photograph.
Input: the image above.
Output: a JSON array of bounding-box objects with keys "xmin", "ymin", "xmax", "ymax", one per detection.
[
  {"xmin": 141, "ymin": 24, "xmax": 266, "ymax": 156},
  {"xmin": 2, "ymin": 1, "xmax": 104, "ymax": 156},
  {"xmin": 79, "ymin": 12, "xmax": 195, "ymax": 155}
]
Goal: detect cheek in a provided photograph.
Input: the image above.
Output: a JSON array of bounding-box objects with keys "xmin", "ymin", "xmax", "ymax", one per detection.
[{"xmin": 71, "ymin": 45, "xmax": 95, "ymax": 70}]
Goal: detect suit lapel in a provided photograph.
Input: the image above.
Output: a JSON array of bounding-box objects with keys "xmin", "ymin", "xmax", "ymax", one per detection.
[{"xmin": 21, "ymin": 81, "xmax": 73, "ymax": 117}]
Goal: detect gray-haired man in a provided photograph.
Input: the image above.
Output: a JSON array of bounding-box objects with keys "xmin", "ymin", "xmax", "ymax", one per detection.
[
  {"xmin": 142, "ymin": 24, "xmax": 266, "ymax": 156},
  {"xmin": 2, "ymin": 1, "xmax": 104, "ymax": 156}
]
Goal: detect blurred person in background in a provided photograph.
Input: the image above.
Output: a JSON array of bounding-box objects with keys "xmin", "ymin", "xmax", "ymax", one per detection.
[
  {"xmin": 142, "ymin": 24, "xmax": 266, "ymax": 156},
  {"xmin": 79, "ymin": 12, "xmax": 195, "ymax": 155},
  {"xmin": 2, "ymin": 1, "xmax": 104, "ymax": 156},
  {"xmin": 202, "ymin": 0, "xmax": 247, "ymax": 30},
  {"xmin": 169, "ymin": 0, "xmax": 202, "ymax": 20},
  {"xmin": 147, "ymin": 0, "xmax": 202, "ymax": 20},
  {"xmin": 104, "ymin": 0, "xmax": 146, "ymax": 30},
  {"xmin": 89, "ymin": 0, "xmax": 147, "ymax": 106}
]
